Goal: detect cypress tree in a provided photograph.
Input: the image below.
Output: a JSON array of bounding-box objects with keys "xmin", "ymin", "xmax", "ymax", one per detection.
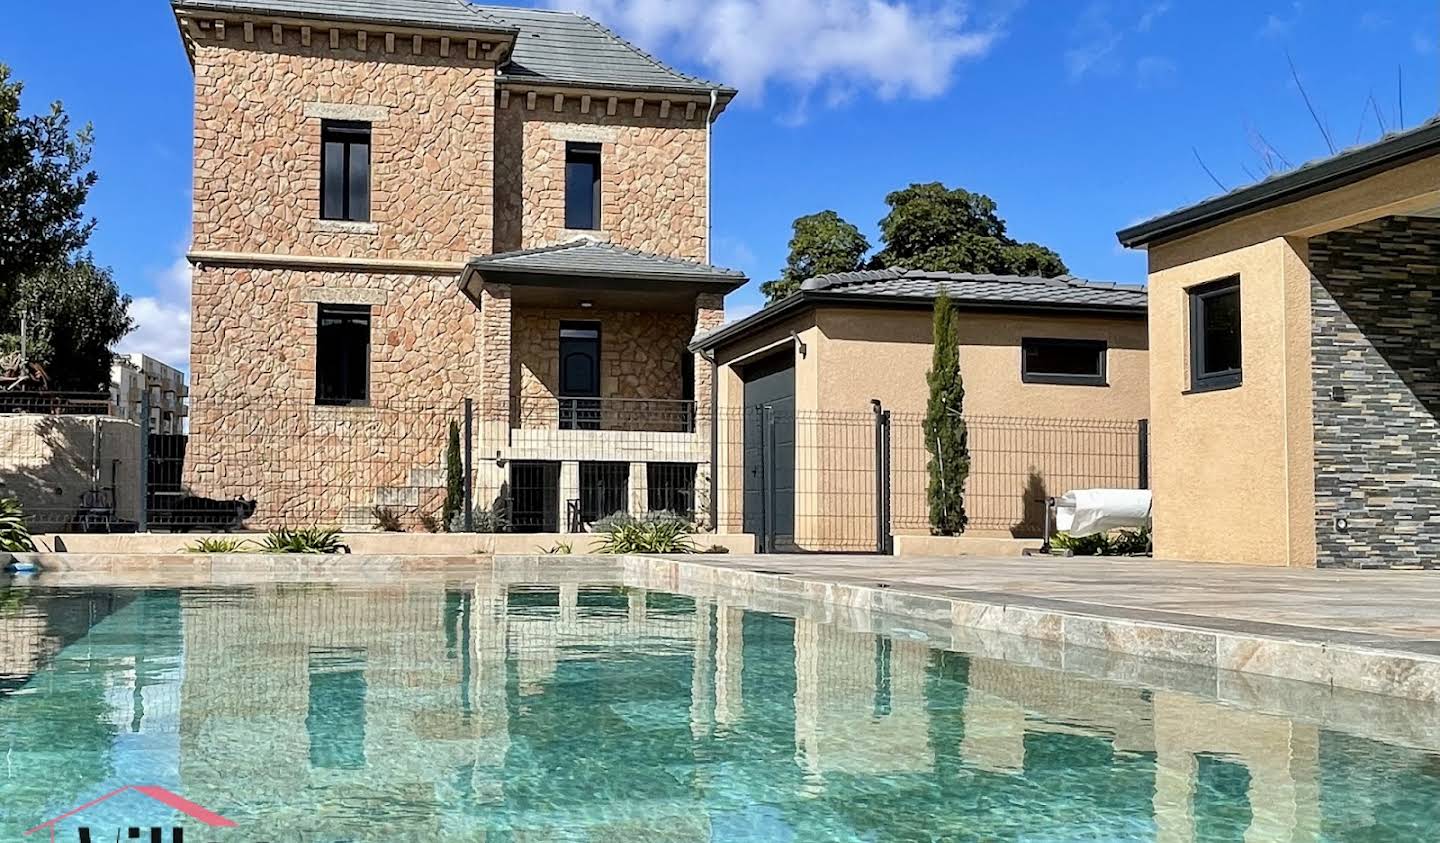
[
  {"xmin": 443, "ymin": 421, "xmax": 463, "ymax": 531},
  {"xmin": 924, "ymin": 290, "xmax": 969, "ymax": 535}
]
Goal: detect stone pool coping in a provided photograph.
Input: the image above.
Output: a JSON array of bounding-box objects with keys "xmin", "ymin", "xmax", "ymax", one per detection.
[
  {"xmin": 624, "ymin": 554, "xmax": 1440, "ymax": 707},
  {"xmin": 7, "ymin": 549, "xmax": 1440, "ymax": 707}
]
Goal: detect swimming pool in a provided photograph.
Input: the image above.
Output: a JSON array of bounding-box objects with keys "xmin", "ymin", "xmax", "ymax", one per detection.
[{"xmin": 3, "ymin": 568, "xmax": 1439, "ymax": 841}]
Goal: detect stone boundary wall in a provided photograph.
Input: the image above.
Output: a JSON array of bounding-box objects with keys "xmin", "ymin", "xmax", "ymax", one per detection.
[{"xmin": 1309, "ymin": 217, "xmax": 1440, "ymax": 568}]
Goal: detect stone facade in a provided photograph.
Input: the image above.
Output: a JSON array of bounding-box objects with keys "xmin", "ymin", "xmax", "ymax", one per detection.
[
  {"xmin": 1309, "ymin": 217, "xmax": 1440, "ymax": 568},
  {"xmin": 182, "ymin": 22, "xmax": 726, "ymax": 530},
  {"xmin": 192, "ymin": 31, "xmax": 495, "ymax": 261},
  {"xmin": 494, "ymin": 98, "xmax": 709, "ymax": 260}
]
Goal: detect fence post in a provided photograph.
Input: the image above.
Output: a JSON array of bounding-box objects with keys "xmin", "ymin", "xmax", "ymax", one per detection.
[
  {"xmin": 137, "ymin": 388, "xmax": 150, "ymax": 532},
  {"xmin": 1137, "ymin": 418, "xmax": 1150, "ymax": 490},
  {"xmin": 464, "ymin": 398, "xmax": 474, "ymax": 533},
  {"xmin": 872, "ymin": 400, "xmax": 892, "ymax": 555}
]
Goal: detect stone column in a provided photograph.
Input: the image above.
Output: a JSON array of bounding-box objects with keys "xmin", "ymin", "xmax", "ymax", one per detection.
[
  {"xmin": 479, "ymin": 282, "xmax": 513, "ymax": 425},
  {"xmin": 629, "ymin": 461, "xmax": 648, "ymax": 517},
  {"xmin": 692, "ymin": 293, "xmax": 725, "ymax": 531},
  {"xmin": 559, "ymin": 461, "xmax": 580, "ymax": 533}
]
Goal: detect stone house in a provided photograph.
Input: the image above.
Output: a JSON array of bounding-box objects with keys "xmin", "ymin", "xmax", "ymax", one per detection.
[
  {"xmin": 1117, "ymin": 116, "xmax": 1440, "ymax": 568},
  {"xmin": 171, "ymin": 0, "xmax": 746, "ymax": 530},
  {"xmin": 689, "ymin": 270, "xmax": 1149, "ymax": 550}
]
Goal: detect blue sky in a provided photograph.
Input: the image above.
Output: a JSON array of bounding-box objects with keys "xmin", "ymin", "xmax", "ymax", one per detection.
[{"xmin": 2, "ymin": 0, "xmax": 1436, "ymax": 366}]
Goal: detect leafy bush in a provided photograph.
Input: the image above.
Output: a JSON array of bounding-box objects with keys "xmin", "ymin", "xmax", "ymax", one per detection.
[
  {"xmin": 372, "ymin": 506, "xmax": 403, "ymax": 532},
  {"xmin": 1051, "ymin": 528, "xmax": 1151, "ymax": 557},
  {"xmin": 537, "ymin": 541, "xmax": 573, "ymax": 555},
  {"xmin": 420, "ymin": 513, "xmax": 441, "ymax": 533},
  {"xmin": 595, "ymin": 511, "xmax": 696, "ymax": 554},
  {"xmin": 185, "ymin": 537, "xmax": 252, "ymax": 554},
  {"xmin": 448, "ymin": 500, "xmax": 510, "ymax": 534},
  {"xmin": 257, "ymin": 528, "xmax": 348, "ymax": 554},
  {"xmin": 0, "ymin": 497, "xmax": 35, "ymax": 553}
]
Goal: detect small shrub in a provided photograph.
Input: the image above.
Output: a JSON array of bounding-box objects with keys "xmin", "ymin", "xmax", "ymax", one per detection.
[
  {"xmin": 372, "ymin": 506, "xmax": 404, "ymax": 532},
  {"xmin": 537, "ymin": 541, "xmax": 573, "ymax": 555},
  {"xmin": 705, "ymin": 545, "xmax": 731, "ymax": 554},
  {"xmin": 0, "ymin": 497, "xmax": 35, "ymax": 553},
  {"xmin": 595, "ymin": 512, "xmax": 696, "ymax": 554},
  {"xmin": 1051, "ymin": 528, "xmax": 1151, "ymax": 557},
  {"xmin": 442, "ymin": 422, "xmax": 463, "ymax": 530},
  {"xmin": 420, "ymin": 513, "xmax": 441, "ymax": 533},
  {"xmin": 186, "ymin": 537, "xmax": 252, "ymax": 554},
  {"xmin": 449, "ymin": 500, "xmax": 510, "ymax": 534},
  {"xmin": 257, "ymin": 528, "xmax": 348, "ymax": 554}
]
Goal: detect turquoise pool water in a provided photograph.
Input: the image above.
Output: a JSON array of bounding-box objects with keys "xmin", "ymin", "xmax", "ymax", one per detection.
[{"xmin": 2, "ymin": 579, "xmax": 1440, "ymax": 841}]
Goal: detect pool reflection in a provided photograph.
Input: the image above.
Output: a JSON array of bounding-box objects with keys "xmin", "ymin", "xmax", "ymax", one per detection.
[{"xmin": 2, "ymin": 579, "xmax": 1439, "ymax": 841}]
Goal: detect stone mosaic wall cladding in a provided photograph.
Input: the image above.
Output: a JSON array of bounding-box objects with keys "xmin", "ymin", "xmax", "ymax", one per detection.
[
  {"xmin": 494, "ymin": 98, "xmax": 708, "ymax": 260},
  {"xmin": 512, "ymin": 307, "xmax": 692, "ymax": 428},
  {"xmin": 1309, "ymin": 217, "xmax": 1440, "ymax": 568},
  {"xmin": 191, "ymin": 32, "xmax": 496, "ymax": 260}
]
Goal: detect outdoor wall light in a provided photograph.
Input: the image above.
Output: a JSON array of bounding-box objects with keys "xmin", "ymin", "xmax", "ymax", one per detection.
[
  {"xmin": 1335, "ymin": 517, "xmax": 1350, "ymax": 533},
  {"xmin": 1331, "ymin": 385, "xmax": 1346, "ymax": 402},
  {"xmin": 579, "ymin": 300, "xmax": 594, "ymax": 309}
]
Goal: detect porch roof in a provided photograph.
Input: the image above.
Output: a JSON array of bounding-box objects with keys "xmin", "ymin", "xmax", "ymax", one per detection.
[{"xmin": 461, "ymin": 240, "xmax": 748, "ymax": 298}]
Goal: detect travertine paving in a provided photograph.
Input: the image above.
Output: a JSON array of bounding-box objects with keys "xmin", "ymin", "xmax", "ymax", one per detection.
[{"xmin": 682, "ymin": 553, "xmax": 1440, "ymax": 647}]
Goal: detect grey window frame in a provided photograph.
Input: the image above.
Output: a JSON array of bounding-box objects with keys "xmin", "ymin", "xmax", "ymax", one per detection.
[
  {"xmin": 1188, "ymin": 275, "xmax": 1243, "ymax": 393},
  {"xmin": 321, "ymin": 120, "xmax": 371, "ymax": 222},
  {"xmin": 315, "ymin": 303, "xmax": 371, "ymax": 406},
  {"xmin": 564, "ymin": 142, "xmax": 602, "ymax": 230},
  {"xmin": 1020, "ymin": 338, "xmax": 1109, "ymax": 386}
]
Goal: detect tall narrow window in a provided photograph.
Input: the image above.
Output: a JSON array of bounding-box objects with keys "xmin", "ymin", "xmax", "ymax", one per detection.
[
  {"xmin": 580, "ymin": 462, "xmax": 628, "ymax": 524},
  {"xmin": 647, "ymin": 463, "xmax": 697, "ymax": 518},
  {"xmin": 316, "ymin": 304, "xmax": 370, "ymax": 405},
  {"xmin": 1189, "ymin": 276, "xmax": 1242, "ymax": 392},
  {"xmin": 565, "ymin": 142, "xmax": 601, "ymax": 230},
  {"xmin": 321, "ymin": 120, "xmax": 371, "ymax": 222}
]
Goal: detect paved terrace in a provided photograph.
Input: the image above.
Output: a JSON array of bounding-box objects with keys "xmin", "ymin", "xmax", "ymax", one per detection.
[{"xmin": 678, "ymin": 554, "xmax": 1440, "ymax": 655}]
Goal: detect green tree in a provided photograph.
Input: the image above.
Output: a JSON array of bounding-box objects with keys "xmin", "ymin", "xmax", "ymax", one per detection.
[
  {"xmin": 0, "ymin": 257, "xmax": 132, "ymax": 390},
  {"xmin": 873, "ymin": 183, "xmax": 1067, "ymax": 278},
  {"xmin": 760, "ymin": 210, "xmax": 870, "ymax": 302},
  {"xmin": 0, "ymin": 63, "xmax": 97, "ymax": 308},
  {"xmin": 443, "ymin": 421, "xmax": 463, "ymax": 530},
  {"xmin": 924, "ymin": 290, "xmax": 969, "ymax": 535}
]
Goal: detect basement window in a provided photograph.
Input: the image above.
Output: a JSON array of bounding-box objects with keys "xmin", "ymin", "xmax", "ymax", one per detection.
[
  {"xmin": 315, "ymin": 304, "xmax": 370, "ymax": 405},
  {"xmin": 1189, "ymin": 276, "xmax": 1243, "ymax": 392},
  {"xmin": 565, "ymin": 142, "xmax": 602, "ymax": 230},
  {"xmin": 1021, "ymin": 338, "xmax": 1108, "ymax": 386},
  {"xmin": 321, "ymin": 120, "xmax": 371, "ymax": 222},
  {"xmin": 580, "ymin": 462, "xmax": 628, "ymax": 524},
  {"xmin": 647, "ymin": 463, "xmax": 697, "ymax": 518}
]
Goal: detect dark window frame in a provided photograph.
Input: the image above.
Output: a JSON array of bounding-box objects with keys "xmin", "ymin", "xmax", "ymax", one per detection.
[
  {"xmin": 564, "ymin": 141, "xmax": 602, "ymax": 230},
  {"xmin": 1020, "ymin": 338, "xmax": 1109, "ymax": 386},
  {"xmin": 579, "ymin": 461, "xmax": 629, "ymax": 524},
  {"xmin": 315, "ymin": 303, "xmax": 371, "ymax": 407},
  {"xmin": 1188, "ymin": 275, "xmax": 1243, "ymax": 393},
  {"xmin": 321, "ymin": 120, "xmax": 371, "ymax": 222}
]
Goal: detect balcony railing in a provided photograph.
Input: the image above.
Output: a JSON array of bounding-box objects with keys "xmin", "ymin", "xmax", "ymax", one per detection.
[{"xmin": 515, "ymin": 395, "xmax": 697, "ymax": 433}]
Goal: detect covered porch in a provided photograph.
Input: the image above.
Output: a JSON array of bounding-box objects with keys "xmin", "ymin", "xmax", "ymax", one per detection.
[{"xmin": 458, "ymin": 239, "xmax": 746, "ymax": 532}]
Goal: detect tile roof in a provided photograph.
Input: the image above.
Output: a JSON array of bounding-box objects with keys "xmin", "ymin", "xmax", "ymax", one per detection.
[
  {"xmin": 479, "ymin": 5, "xmax": 732, "ymax": 95},
  {"xmin": 800, "ymin": 268, "xmax": 1148, "ymax": 309},
  {"xmin": 172, "ymin": 1, "xmax": 733, "ymax": 96},
  {"xmin": 692, "ymin": 268, "xmax": 1145, "ymax": 351},
  {"xmin": 467, "ymin": 240, "xmax": 747, "ymax": 286},
  {"xmin": 1118, "ymin": 114, "xmax": 1440, "ymax": 248},
  {"xmin": 174, "ymin": 0, "xmax": 514, "ymax": 34}
]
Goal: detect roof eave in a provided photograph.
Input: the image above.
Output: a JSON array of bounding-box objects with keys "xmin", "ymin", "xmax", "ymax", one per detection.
[
  {"xmin": 462, "ymin": 263, "xmax": 747, "ymax": 297},
  {"xmin": 172, "ymin": 2, "xmax": 520, "ymax": 40},
  {"xmin": 496, "ymin": 75, "xmax": 737, "ymax": 105},
  {"xmin": 1117, "ymin": 120, "xmax": 1440, "ymax": 249},
  {"xmin": 690, "ymin": 291, "xmax": 1146, "ymax": 352}
]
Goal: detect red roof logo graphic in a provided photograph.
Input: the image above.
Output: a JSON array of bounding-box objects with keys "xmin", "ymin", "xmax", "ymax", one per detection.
[{"xmin": 25, "ymin": 785, "xmax": 236, "ymax": 842}]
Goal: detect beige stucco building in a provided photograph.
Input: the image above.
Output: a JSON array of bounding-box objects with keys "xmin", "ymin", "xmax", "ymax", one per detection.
[
  {"xmin": 171, "ymin": 0, "xmax": 745, "ymax": 531},
  {"xmin": 1118, "ymin": 117, "xmax": 1440, "ymax": 568},
  {"xmin": 691, "ymin": 270, "xmax": 1150, "ymax": 549}
]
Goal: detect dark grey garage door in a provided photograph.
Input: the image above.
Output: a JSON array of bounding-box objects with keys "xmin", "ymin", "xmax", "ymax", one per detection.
[{"xmin": 742, "ymin": 353, "xmax": 796, "ymax": 552}]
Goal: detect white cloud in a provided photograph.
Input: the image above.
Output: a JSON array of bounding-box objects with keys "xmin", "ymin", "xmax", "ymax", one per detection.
[
  {"xmin": 1065, "ymin": 1, "xmax": 1173, "ymax": 82},
  {"xmin": 117, "ymin": 254, "xmax": 192, "ymax": 371},
  {"xmin": 548, "ymin": 0, "xmax": 1007, "ymax": 108}
]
